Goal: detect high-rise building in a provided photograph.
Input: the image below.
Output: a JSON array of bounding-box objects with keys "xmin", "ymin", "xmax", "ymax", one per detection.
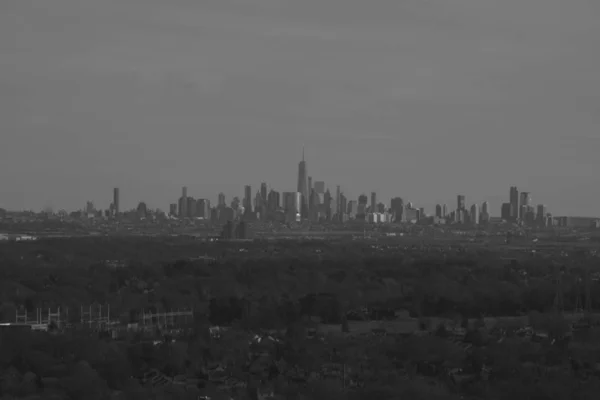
[
  {"xmin": 186, "ymin": 197, "xmax": 196, "ymax": 218},
  {"xmin": 519, "ymin": 192, "xmax": 531, "ymax": 220},
  {"xmin": 501, "ymin": 203, "xmax": 511, "ymax": 220},
  {"xmin": 267, "ymin": 190, "xmax": 280, "ymax": 211},
  {"xmin": 260, "ymin": 183, "xmax": 267, "ymax": 203},
  {"xmin": 509, "ymin": 186, "xmax": 519, "ymax": 221},
  {"xmin": 169, "ymin": 203, "xmax": 177, "ymax": 216},
  {"xmin": 324, "ymin": 189, "xmax": 332, "ymax": 221},
  {"xmin": 481, "ymin": 201, "xmax": 489, "ymax": 215},
  {"xmin": 218, "ymin": 192, "xmax": 226, "ymax": 207},
  {"xmin": 339, "ymin": 193, "xmax": 347, "ymax": 222},
  {"xmin": 390, "ymin": 197, "xmax": 404, "ymax": 222},
  {"xmin": 435, "ymin": 204, "xmax": 442, "ymax": 218},
  {"xmin": 244, "ymin": 185, "xmax": 252, "ymax": 213},
  {"xmin": 137, "ymin": 202, "xmax": 148, "ymax": 218},
  {"xmin": 536, "ymin": 204, "xmax": 547, "ymax": 222},
  {"xmin": 347, "ymin": 200, "xmax": 358, "ymax": 219},
  {"xmin": 457, "ymin": 195, "xmax": 466, "ymax": 211},
  {"xmin": 179, "ymin": 186, "xmax": 188, "ymax": 218},
  {"xmin": 297, "ymin": 148, "xmax": 308, "ymax": 218},
  {"xmin": 282, "ymin": 192, "xmax": 301, "ymax": 222},
  {"xmin": 307, "ymin": 177, "xmax": 312, "ymax": 193},
  {"xmin": 254, "ymin": 191, "xmax": 262, "ymax": 212},
  {"xmin": 370, "ymin": 192, "xmax": 377, "ymax": 214},
  {"xmin": 196, "ymin": 199, "xmax": 210, "ymax": 219},
  {"xmin": 314, "ymin": 181, "xmax": 325, "ymax": 194},
  {"xmin": 113, "ymin": 188, "xmax": 120, "ymax": 215},
  {"xmin": 231, "ymin": 197, "xmax": 240, "ymax": 211},
  {"xmin": 470, "ymin": 204, "xmax": 479, "ymax": 225},
  {"xmin": 442, "ymin": 204, "xmax": 447, "ymax": 218},
  {"xmin": 335, "ymin": 186, "xmax": 341, "ymax": 219}
]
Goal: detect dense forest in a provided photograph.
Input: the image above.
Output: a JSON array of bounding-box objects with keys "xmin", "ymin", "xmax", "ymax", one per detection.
[{"xmin": 1, "ymin": 237, "xmax": 600, "ymax": 399}]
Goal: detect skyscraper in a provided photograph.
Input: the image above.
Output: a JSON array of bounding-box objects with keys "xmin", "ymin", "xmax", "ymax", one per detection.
[
  {"xmin": 370, "ymin": 192, "xmax": 377, "ymax": 214},
  {"xmin": 390, "ymin": 197, "xmax": 404, "ymax": 222},
  {"xmin": 509, "ymin": 186, "xmax": 519, "ymax": 221},
  {"xmin": 297, "ymin": 147, "xmax": 308, "ymax": 218},
  {"xmin": 196, "ymin": 199, "xmax": 210, "ymax": 219},
  {"xmin": 442, "ymin": 204, "xmax": 447, "ymax": 217},
  {"xmin": 519, "ymin": 192, "xmax": 531, "ymax": 220},
  {"xmin": 244, "ymin": 185, "xmax": 252, "ymax": 213},
  {"xmin": 324, "ymin": 189, "xmax": 332, "ymax": 221},
  {"xmin": 218, "ymin": 192, "xmax": 226, "ymax": 207},
  {"xmin": 470, "ymin": 204, "xmax": 479, "ymax": 225},
  {"xmin": 335, "ymin": 186, "xmax": 341, "ymax": 219},
  {"xmin": 113, "ymin": 188, "xmax": 120, "ymax": 215},
  {"xmin": 267, "ymin": 190, "xmax": 280, "ymax": 211},
  {"xmin": 457, "ymin": 195, "xmax": 466, "ymax": 211},
  {"xmin": 260, "ymin": 183, "xmax": 267, "ymax": 203},
  {"xmin": 435, "ymin": 204, "xmax": 442, "ymax": 218},
  {"xmin": 536, "ymin": 204, "xmax": 547, "ymax": 222},
  {"xmin": 481, "ymin": 201, "xmax": 489, "ymax": 215},
  {"xmin": 179, "ymin": 186, "xmax": 188, "ymax": 218}
]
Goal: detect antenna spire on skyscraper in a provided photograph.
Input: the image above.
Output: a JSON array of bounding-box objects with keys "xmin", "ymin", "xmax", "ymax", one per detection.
[{"xmin": 302, "ymin": 145, "xmax": 305, "ymax": 162}]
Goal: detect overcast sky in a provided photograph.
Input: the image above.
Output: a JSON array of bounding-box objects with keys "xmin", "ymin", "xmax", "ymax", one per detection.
[{"xmin": 1, "ymin": 0, "xmax": 599, "ymax": 216}]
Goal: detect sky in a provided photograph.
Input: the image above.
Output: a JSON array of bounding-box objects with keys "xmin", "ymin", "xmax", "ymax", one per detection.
[{"xmin": 1, "ymin": 0, "xmax": 599, "ymax": 216}]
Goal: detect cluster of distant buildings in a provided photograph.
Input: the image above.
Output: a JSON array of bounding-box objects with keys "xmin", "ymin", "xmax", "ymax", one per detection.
[{"xmin": 2, "ymin": 151, "xmax": 599, "ymax": 230}]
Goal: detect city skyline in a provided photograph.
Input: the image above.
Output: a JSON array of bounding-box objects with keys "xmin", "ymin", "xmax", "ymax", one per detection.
[
  {"xmin": 2, "ymin": 0, "xmax": 599, "ymax": 216},
  {"xmin": 1, "ymin": 148, "xmax": 580, "ymax": 221}
]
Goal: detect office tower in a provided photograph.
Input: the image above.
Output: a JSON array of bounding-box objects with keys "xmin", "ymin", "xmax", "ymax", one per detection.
[
  {"xmin": 137, "ymin": 202, "xmax": 148, "ymax": 218},
  {"xmin": 307, "ymin": 177, "xmax": 312, "ymax": 193},
  {"xmin": 339, "ymin": 193, "xmax": 347, "ymax": 222},
  {"xmin": 377, "ymin": 203, "xmax": 385, "ymax": 213},
  {"xmin": 347, "ymin": 200, "xmax": 358, "ymax": 219},
  {"xmin": 370, "ymin": 192, "xmax": 377, "ymax": 214},
  {"xmin": 231, "ymin": 196, "xmax": 240, "ymax": 210},
  {"xmin": 297, "ymin": 148, "xmax": 308, "ymax": 218},
  {"xmin": 314, "ymin": 181, "xmax": 325, "ymax": 194},
  {"xmin": 254, "ymin": 191, "xmax": 262, "ymax": 211},
  {"xmin": 519, "ymin": 192, "xmax": 531, "ymax": 220},
  {"xmin": 113, "ymin": 188, "xmax": 120, "ymax": 215},
  {"xmin": 179, "ymin": 186, "xmax": 188, "ymax": 218},
  {"xmin": 335, "ymin": 186, "xmax": 341, "ymax": 219},
  {"xmin": 218, "ymin": 192, "xmax": 226, "ymax": 207},
  {"xmin": 435, "ymin": 204, "xmax": 442, "ymax": 218},
  {"xmin": 196, "ymin": 199, "xmax": 210, "ymax": 219},
  {"xmin": 480, "ymin": 201, "xmax": 490, "ymax": 223},
  {"xmin": 501, "ymin": 203, "xmax": 512, "ymax": 220},
  {"xmin": 390, "ymin": 197, "xmax": 404, "ymax": 222},
  {"xmin": 244, "ymin": 185, "xmax": 252, "ymax": 213},
  {"xmin": 442, "ymin": 204, "xmax": 447, "ymax": 218},
  {"xmin": 457, "ymin": 195, "xmax": 466, "ymax": 211},
  {"xmin": 470, "ymin": 204, "xmax": 479, "ymax": 225},
  {"xmin": 260, "ymin": 183, "xmax": 267, "ymax": 203},
  {"xmin": 481, "ymin": 201, "xmax": 489, "ymax": 215},
  {"xmin": 324, "ymin": 189, "xmax": 332, "ymax": 221},
  {"xmin": 267, "ymin": 189, "xmax": 280, "ymax": 211},
  {"xmin": 536, "ymin": 204, "xmax": 547, "ymax": 222},
  {"xmin": 169, "ymin": 203, "xmax": 177, "ymax": 216},
  {"xmin": 509, "ymin": 186, "xmax": 519, "ymax": 221},
  {"xmin": 282, "ymin": 192, "xmax": 301, "ymax": 221},
  {"xmin": 186, "ymin": 197, "xmax": 196, "ymax": 218},
  {"xmin": 358, "ymin": 194, "xmax": 368, "ymax": 205}
]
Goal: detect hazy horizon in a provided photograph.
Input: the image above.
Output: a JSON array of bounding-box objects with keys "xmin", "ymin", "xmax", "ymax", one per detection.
[{"xmin": 2, "ymin": 0, "xmax": 599, "ymax": 216}]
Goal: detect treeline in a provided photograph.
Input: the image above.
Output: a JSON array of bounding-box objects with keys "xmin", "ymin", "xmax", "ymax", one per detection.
[{"xmin": 1, "ymin": 237, "xmax": 599, "ymax": 326}]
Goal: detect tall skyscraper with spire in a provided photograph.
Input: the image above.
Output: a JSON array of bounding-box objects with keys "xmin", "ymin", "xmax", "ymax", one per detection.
[{"xmin": 297, "ymin": 147, "xmax": 308, "ymax": 219}]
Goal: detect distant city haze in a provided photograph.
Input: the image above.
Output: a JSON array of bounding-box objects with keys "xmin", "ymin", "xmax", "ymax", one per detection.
[{"xmin": 1, "ymin": 0, "xmax": 599, "ymax": 216}]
